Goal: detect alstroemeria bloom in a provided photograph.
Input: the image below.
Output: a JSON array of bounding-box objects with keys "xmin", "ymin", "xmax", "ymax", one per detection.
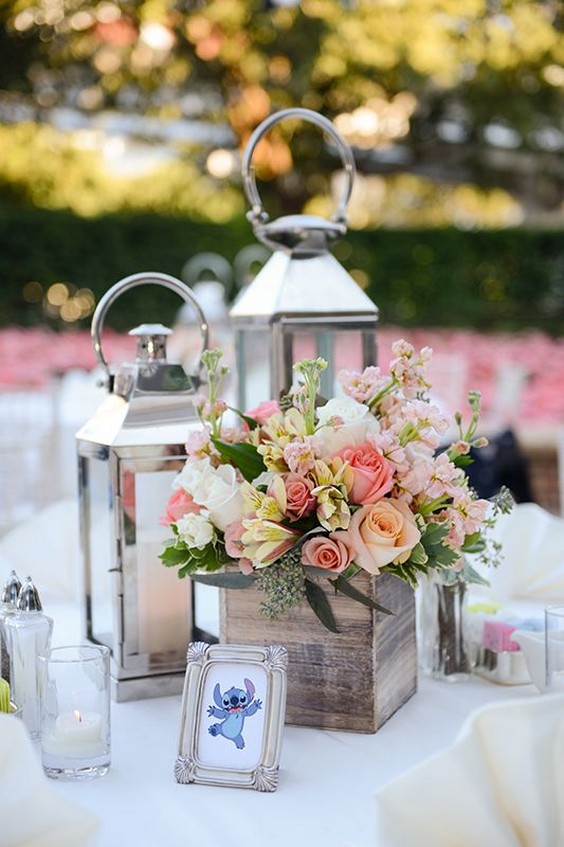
[
  {"xmin": 345, "ymin": 498, "xmax": 421, "ymax": 574},
  {"xmin": 224, "ymin": 521, "xmax": 253, "ymax": 574},
  {"xmin": 240, "ymin": 519, "xmax": 301, "ymax": 567}
]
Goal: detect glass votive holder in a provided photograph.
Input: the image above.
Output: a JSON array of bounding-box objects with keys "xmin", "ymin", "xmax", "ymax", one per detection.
[
  {"xmin": 38, "ymin": 644, "xmax": 110, "ymax": 780},
  {"xmin": 545, "ymin": 605, "xmax": 564, "ymax": 693}
]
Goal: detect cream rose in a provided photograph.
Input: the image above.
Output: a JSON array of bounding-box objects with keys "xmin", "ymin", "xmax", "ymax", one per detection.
[
  {"xmin": 316, "ymin": 396, "xmax": 380, "ymax": 454},
  {"xmin": 176, "ymin": 513, "xmax": 215, "ymax": 550},
  {"xmin": 345, "ymin": 499, "xmax": 421, "ymax": 574},
  {"xmin": 174, "ymin": 457, "xmax": 244, "ymax": 532}
]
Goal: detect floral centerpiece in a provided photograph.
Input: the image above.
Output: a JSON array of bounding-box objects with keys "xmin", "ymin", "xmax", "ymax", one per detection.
[{"xmin": 160, "ymin": 342, "xmax": 509, "ymax": 632}]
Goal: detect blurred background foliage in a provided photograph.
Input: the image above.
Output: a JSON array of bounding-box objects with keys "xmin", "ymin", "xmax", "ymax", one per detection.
[
  {"xmin": 1, "ymin": 203, "xmax": 562, "ymax": 334},
  {"xmin": 0, "ymin": 0, "xmax": 562, "ymax": 328}
]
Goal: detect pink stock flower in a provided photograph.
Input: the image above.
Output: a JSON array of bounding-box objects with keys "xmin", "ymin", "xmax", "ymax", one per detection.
[
  {"xmin": 338, "ymin": 366, "xmax": 385, "ymax": 404},
  {"xmin": 159, "ymin": 488, "xmax": 201, "ymax": 526},
  {"xmin": 425, "ymin": 452, "xmax": 465, "ymax": 499},
  {"xmin": 336, "ymin": 443, "xmax": 394, "ymax": 505},
  {"xmin": 397, "ymin": 455, "xmax": 434, "ymax": 500},
  {"xmin": 300, "ymin": 532, "xmax": 354, "ymax": 573},
  {"xmin": 185, "ymin": 429, "xmax": 212, "ymax": 459},
  {"xmin": 283, "ymin": 437, "xmax": 319, "ymax": 474}
]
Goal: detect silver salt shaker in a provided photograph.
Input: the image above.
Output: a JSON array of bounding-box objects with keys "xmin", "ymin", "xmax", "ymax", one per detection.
[
  {"xmin": 5, "ymin": 577, "xmax": 53, "ymax": 740},
  {"xmin": 0, "ymin": 570, "xmax": 22, "ymax": 685}
]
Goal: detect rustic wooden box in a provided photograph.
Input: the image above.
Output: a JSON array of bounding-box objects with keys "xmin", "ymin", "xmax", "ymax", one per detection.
[{"xmin": 220, "ymin": 571, "xmax": 417, "ymax": 733}]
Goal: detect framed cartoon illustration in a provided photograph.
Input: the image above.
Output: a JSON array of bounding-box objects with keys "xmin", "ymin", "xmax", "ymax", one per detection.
[{"xmin": 175, "ymin": 642, "xmax": 288, "ymax": 792}]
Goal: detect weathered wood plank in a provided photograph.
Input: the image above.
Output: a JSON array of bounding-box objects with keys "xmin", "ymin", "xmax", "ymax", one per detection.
[{"xmin": 220, "ymin": 571, "xmax": 417, "ymax": 733}]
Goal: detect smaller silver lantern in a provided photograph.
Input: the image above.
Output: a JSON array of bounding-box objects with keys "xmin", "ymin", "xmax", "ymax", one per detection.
[
  {"xmin": 230, "ymin": 108, "xmax": 378, "ymax": 410},
  {"xmin": 76, "ymin": 272, "xmax": 209, "ymax": 701}
]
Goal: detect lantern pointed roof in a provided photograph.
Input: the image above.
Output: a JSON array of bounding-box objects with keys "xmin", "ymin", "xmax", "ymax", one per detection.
[{"xmin": 229, "ymin": 250, "xmax": 378, "ymax": 325}]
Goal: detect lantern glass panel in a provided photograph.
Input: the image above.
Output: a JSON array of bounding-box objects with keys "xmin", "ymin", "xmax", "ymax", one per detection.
[
  {"xmin": 80, "ymin": 446, "xmax": 114, "ymax": 654},
  {"xmin": 234, "ymin": 327, "xmax": 273, "ymax": 411},
  {"xmin": 275, "ymin": 323, "xmax": 377, "ymax": 401},
  {"xmin": 78, "ymin": 442, "xmax": 193, "ymax": 682}
]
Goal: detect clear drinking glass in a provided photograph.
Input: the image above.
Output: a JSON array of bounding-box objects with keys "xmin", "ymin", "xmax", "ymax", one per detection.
[
  {"xmin": 39, "ymin": 644, "xmax": 110, "ymax": 780},
  {"xmin": 545, "ymin": 606, "xmax": 564, "ymax": 693}
]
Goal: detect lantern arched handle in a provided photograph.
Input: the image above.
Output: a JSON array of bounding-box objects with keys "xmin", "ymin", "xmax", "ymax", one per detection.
[
  {"xmin": 242, "ymin": 107, "xmax": 356, "ymax": 229},
  {"xmin": 91, "ymin": 272, "xmax": 209, "ymax": 385}
]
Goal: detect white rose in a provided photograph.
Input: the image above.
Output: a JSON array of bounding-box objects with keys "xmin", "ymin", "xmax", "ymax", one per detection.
[
  {"xmin": 176, "ymin": 513, "xmax": 215, "ymax": 550},
  {"xmin": 316, "ymin": 397, "xmax": 380, "ymax": 455},
  {"xmin": 174, "ymin": 456, "xmax": 212, "ymax": 496},
  {"xmin": 175, "ymin": 457, "xmax": 244, "ymax": 532}
]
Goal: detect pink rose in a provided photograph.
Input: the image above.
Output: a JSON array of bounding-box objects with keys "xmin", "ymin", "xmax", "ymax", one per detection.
[
  {"xmin": 280, "ymin": 473, "xmax": 317, "ymax": 522},
  {"xmin": 300, "ymin": 532, "xmax": 354, "ymax": 573},
  {"xmin": 159, "ymin": 488, "xmax": 200, "ymax": 526},
  {"xmin": 336, "ymin": 443, "xmax": 394, "ymax": 505},
  {"xmin": 244, "ymin": 399, "xmax": 281, "ymax": 425},
  {"xmin": 224, "ymin": 521, "xmax": 253, "ymax": 574},
  {"xmin": 344, "ymin": 499, "xmax": 421, "ymax": 574}
]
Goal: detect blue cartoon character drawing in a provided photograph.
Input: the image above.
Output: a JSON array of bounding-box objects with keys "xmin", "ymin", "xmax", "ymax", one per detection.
[{"xmin": 207, "ymin": 678, "xmax": 262, "ymax": 749}]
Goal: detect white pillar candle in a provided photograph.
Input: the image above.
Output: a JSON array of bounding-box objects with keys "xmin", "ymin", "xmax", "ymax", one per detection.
[{"xmin": 42, "ymin": 709, "xmax": 106, "ymax": 759}]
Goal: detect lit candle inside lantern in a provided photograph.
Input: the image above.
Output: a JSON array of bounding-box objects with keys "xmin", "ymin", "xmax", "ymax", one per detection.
[{"xmin": 42, "ymin": 709, "xmax": 106, "ymax": 759}]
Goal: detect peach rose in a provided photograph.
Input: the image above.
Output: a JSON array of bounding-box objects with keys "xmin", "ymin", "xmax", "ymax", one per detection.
[
  {"xmin": 159, "ymin": 488, "xmax": 200, "ymax": 527},
  {"xmin": 274, "ymin": 473, "xmax": 316, "ymax": 522},
  {"xmin": 335, "ymin": 443, "xmax": 393, "ymax": 505},
  {"xmin": 345, "ymin": 499, "xmax": 421, "ymax": 574},
  {"xmin": 300, "ymin": 532, "xmax": 354, "ymax": 573}
]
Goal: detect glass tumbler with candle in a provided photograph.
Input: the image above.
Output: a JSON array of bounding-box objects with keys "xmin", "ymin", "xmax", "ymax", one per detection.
[{"xmin": 39, "ymin": 645, "xmax": 110, "ymax": 780}]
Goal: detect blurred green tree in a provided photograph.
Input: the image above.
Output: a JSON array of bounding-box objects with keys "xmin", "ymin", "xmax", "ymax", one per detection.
[{"xmin": 0, "ymin": 0, "xmax": 562, "ymax": 220}]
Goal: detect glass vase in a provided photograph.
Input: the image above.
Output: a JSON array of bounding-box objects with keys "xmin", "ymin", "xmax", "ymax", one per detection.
[{"xmin": 418, "ymin": 572, "xmax": 471, "ymax": 681}]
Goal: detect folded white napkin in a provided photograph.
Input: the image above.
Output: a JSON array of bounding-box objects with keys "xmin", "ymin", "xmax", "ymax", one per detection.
[
  {"xmin": 0, "ymin": 714, "xmax": 99, "ymax": 847},
  {"xmin": 0, "ymin": 499, "xmax": 80, "ymax": 602},
  {"xmin": 474, "ymin": 502, "xmax": 564, "ymax": 605},
  {"xmin": 375, "ymin": 693, "xmax": 564, "ymax": 847}
]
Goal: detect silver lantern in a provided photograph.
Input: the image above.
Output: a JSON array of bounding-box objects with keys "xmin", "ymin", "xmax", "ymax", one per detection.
[
  {"xmin": 76, "ymin": 272, "xmax": 210, "ymax": 702},
  {"xmin": 230, "ymin": 108, "xmax": 378, "ymax": 411}
]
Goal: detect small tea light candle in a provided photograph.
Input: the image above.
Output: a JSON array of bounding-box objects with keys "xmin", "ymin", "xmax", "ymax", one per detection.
[
  {"xmin": 39, "ymin": 645, "xmax": 110, "ymax": 779},
  {"xmin": 42, "ymin": 709, "xmax": 106, "ymax": 759}
]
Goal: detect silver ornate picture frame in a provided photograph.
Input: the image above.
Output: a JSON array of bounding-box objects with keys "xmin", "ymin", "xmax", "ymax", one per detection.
[{"xmin": 175, "ymin": 642, "xmax": 288, "ymax": 792}]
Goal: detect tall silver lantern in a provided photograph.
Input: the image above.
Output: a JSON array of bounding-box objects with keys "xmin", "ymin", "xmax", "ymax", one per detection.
[
  {"xmin": 76, "ymin": 272, "xmax": 209, "ymax": 702},
  {"xmin": 230, "ymin": 108, "xmax": 378, "ymax": 410}
]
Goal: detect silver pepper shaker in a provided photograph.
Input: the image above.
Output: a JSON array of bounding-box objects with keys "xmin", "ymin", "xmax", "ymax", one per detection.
[
  {"xmin": 5, "ymin": 577, "xmax": 53, "ymax": 740},
  {"xmin": 0, "ymin": 570, "xmax": 22, "ymax": 685}
]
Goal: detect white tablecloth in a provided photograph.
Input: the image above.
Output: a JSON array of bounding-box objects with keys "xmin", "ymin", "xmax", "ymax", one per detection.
[{"xmin": 41, "ymin": 601, "xmax": 536, "ymax": 847}]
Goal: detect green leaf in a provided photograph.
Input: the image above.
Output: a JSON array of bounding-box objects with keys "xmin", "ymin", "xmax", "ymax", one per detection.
[
  {"xmin": 460, "ymin": 562, "xmax": 490, "ymax": 587},
  {"xmin": 211, "ymin": 437, "xmax": 266, "ymax": 483},
  {"xmin": 461, "ymin": 532, "xmax": 486, "ymax": 554},
  {"xmin": 452, "ymin": 454, "xmax": 474, "ymax": 468},
  {"xmin": 304, "ymin": 579, "xmax": 340, "ymax": 633},
  {"xmin": 408, "ymin": 541, "xmax": 428, "ymax": 566},
  {"xmin": 159, "ymin": 543, "xmax": 191, "ymax": 568},
  {"xmin": 190, "ymin": 572, "xmax": 255, "ymax": 589},
  {"xmin": 329, "ymin": 574, "xmax": 394, "ymax": 615},
  {"xmin": 227, "ymin": 406, "xmax": 260, "ymax": 430}
]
